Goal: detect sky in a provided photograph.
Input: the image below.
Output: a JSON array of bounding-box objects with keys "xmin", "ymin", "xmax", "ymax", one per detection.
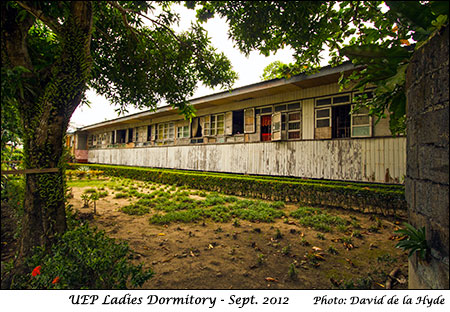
[{"xmin": 69, "ymin": 4, "xmax": 297, "ymax": 129}]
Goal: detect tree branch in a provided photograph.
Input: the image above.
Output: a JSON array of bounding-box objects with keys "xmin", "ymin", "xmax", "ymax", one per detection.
[
  {"xmin": 106, "ymin": 1, "xmax": 183, "ymax": 45},
  {"xmin": 16, "ymin": 1, "xmax": 61, "ymax": 35}
]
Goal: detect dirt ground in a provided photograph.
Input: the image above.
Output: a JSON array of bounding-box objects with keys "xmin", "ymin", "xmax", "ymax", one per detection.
[{"xmin": 68, "ymin": 178, "xmax": 409, "ymax": 290}]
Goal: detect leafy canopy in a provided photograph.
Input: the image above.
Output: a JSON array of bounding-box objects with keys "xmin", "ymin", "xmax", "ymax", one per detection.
[
  {"xmin": 188, "ymin": 1, "xmax": 449, "ymax": 134},
  {"xmin": 1, "ymin": 1, "xmax": 238, "ymax": 122}
]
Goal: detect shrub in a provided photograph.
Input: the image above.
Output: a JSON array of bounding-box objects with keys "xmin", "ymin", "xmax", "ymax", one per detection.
[{"xmin": 11, "ymin": 224, "xmax": 153, "ymax": 289}]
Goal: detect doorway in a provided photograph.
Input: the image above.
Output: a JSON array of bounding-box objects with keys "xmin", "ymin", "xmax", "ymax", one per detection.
[{"xmin": 261, "ymin": 115, "xmax": 272, "ymax": 141}]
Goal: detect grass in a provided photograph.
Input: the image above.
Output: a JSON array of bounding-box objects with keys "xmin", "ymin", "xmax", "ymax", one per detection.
[
  {"xmin": 120, "ymin": 203, "xmax": 150, "ymax": 216},
  {"xmin": 290, "ymin": 206, "xmax": 348, "ymax": 232}
]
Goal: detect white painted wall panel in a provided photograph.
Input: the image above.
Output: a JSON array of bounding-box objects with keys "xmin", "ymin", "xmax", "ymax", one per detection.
[{"xmin": 88, "ymin": 137, "xmax": 406, "ymax": 183}]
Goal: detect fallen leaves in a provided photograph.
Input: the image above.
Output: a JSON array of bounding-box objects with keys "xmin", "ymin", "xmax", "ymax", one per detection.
[{"xmin": 265, "ymin": 277, "xmax": 279, "ymax": 283}]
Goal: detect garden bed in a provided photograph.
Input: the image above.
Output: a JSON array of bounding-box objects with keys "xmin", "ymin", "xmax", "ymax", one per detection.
[{"xmin": 67, "ymin": 174, "xmax": 409, "ymax": 289}]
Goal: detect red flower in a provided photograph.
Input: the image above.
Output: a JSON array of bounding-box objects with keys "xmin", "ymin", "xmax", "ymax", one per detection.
[
  {"xmin": 31, "ymin": 265, "xmax": 41, "ymax": 277},
  {"xmin": 52, "ymin": 276, "xmax": 60, "ymax": 284}
]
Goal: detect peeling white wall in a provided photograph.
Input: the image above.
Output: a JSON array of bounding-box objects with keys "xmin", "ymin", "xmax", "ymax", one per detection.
[{"xmin": 88, "ymin": 137, "xmax": 406, "ymax": 183}]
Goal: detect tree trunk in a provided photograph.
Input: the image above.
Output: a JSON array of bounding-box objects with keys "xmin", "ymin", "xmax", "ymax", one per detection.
[{"xmin": 1, "ymin": 1, "xmax": 93, "ymax": 288}]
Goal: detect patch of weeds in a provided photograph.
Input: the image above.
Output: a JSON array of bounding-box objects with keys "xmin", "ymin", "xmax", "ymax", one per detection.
[
  {"xmin": 316, "ymin": 233, "xmax": 326, "ymax": 240},
  {"xmin": 339, "ymin": 276, "xmax": 373, "ymax": 289},
  {"xmin": 98, "ymin": 191, "xmax": 109, "ymax": 198},
  {"xmin": 149, "ymin": 209, "xmax": 203, "ymax": 224},
  {"xmin": 204, "ymin": 205, "xmax": 232, "ymax": 222},
  {"xmin": 289, "ymin": 206, "xmax": 319, "ymax": 218},
  {"xmin": 327, "ymin": 245, "xmax": 338, "ymax": 255},
  {"xmin": 300, "ymin": 237, "xmax": 310, "ymax": 246},
  {"xmin": 114, "ymin": 192, "xmax": 129, "ymax": 199},
  {"xmin": 368, "ymin": 225, "xmax": 380, "ymax": 233},
  {"xmin": 291, "ymin": 208, "xmax": 346, "ymax": 233},
  {"xmin": 340, "ymin": 236, "xmax": 353, "ymax": 245},
  {"xmin": 337, "ymin": 224, "xmax": 349, "ymax": 233},
  {"xmin": 202, "ymin": 194, "xmax": 226, "ymax": 206},
  {"xmin": 232, "ymin": 219, "xmax": 241, "ymax": 227},
  {"xmin": 351, "ymin": 220, "xmax": 362, "ymax": 229},
  {"xmin": 120, "ymin": 203, "xmax": 150, "ymax": 216},
  {"xmin": 377, "ymin": 253, "xmax": 397, "ymax": 265},
  {"xmin": 303, "ymin": 252, "xmax": 320, "ymax": 267},
  {"xmin": 84, "ymin": 188, "xmax": 97, "ymax": 193},
  {"xmin": 233, "ymin": 201, "xmax": 285, "ymax": 222},
  {"xmin": 351, "ymin": 230, "xmax": 362, "ymax": 238},
  {"xmin": 223, "ymin": 196, "xmax": 238, "ymax": 203}
]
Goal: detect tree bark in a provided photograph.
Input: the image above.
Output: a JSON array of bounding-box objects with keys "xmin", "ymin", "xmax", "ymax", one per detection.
[{"xmin": 1, "ymin": 1, "xmax": 93, "ymax": 288}]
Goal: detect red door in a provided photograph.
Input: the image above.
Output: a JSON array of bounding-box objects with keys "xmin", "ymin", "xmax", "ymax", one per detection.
[{"xmin": 261, "ymin": 115, "xmax": 272, "ymax": 141}]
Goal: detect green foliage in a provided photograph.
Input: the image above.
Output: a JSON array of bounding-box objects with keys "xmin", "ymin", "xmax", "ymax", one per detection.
[
  {"xmin": 290, "ymin": 207, "xmax": 347, "ymax": 233},
  {"xmin": 120, "ymin": 203, "xmax": 150, "ymax": 216},
  {"xmin": 11, "ymin": 224, "xmax": 153, "ymax": 289},
  {"xmin": 69, "ymin": 163, "xmax": 406, "ymax": 214},
  {"xmin": 288, "ymin": 263, "xmax": 298, "ymax": 280},
  {"xmin": 395, "ymin": 223, "xmax": 429, "ymax": 260},
  {"xmin": 191, "ymin": 1, "xmax": 449, "ymax": 135}
]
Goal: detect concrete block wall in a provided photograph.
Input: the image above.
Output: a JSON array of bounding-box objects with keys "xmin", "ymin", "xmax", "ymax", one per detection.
[{"xmin": 405, "ymin": 25, "xmax": 449, "ymax": 289}]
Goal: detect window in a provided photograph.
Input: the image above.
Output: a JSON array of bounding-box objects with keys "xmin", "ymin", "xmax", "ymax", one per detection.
[
  {"xmin": 232, "ymin": 110, "xmax": 244, "ymax": 134},
  {"xmin": 205, "ymin": 114, "xmax": 224, "ymax": 136},
  {"xmin": 147, "ymin": 125, "xmax": 152, "ymax": 141},
  {"xmin": 275, "ymin": 104, "xmax": 286, "ymax": 112},
  {"xmin": 116, "ymin": 129, "xmax": 126, "ymax": 143},
  {"xmin": 287, "ymin": 102, "xmax": 301, "ymax": 110},
  {"xmin": 157, "ymin": 123, "xmax": 174, "ymax": 141},
  {"xmin": 260, "ymin": 106, "xmax": 272, "ymax": 114},
  {"xmin": 177, "ymin": 125, "xmax": 190, "ymax": 138},
  {"xmin": 351, "ymin": 109, "xmax": 371, "ymax": 136},
  {"xmin": 315, "ymin": 94, "xmax": 352, "ymax": 139},
  {"xmin": 351, "ymin": 91, "xmax": 373, "ymax": 137},
  {"xmin": 287, "ymin": 112, "xmax": 301, "ymax": 139},
  {"xmin": 315, "ymin": 108, "xmax": 331, "ymax": 128},
  {"xmin": 111, "ymin": 131, "xmax": 115, "ymax": 144},
  {"xmin": 127, "ymin": 128, "xmax": 133, "ymax": 143}
]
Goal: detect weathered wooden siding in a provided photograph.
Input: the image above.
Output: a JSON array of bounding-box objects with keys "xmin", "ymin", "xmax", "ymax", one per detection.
[{"xmin": 88, "ymin": 137, "xmax": 406, "ymax": 183}]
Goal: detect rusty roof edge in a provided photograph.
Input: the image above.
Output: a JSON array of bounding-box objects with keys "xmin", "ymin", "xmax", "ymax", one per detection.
[{"xmin": 79, "ymin": 61, "xmax": 359, "ymax": 131}]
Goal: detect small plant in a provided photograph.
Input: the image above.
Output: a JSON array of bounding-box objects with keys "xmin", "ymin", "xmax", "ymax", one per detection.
[
  {"xmin": 232, "ymin": 219, "xmax": 240, "ymax": 227},
  {"xmin": 288, "ymin": 263, "xmax": 298, "ymax": 280},
  {"xmin": 395, "ymin": 223, "xmax": 429, "ymax": 260},
  {"xmin": 257, "ymin": 253, "xmax": 265, "ymax": 265},
  {"xmin": 90, "ymin": 193, "xmax": 99, "ymax": 215},
  {"xmin": 281, "ymin": 245, "xmax": 291, "ymax": 256},
  {"xmin": 81, "ymin": 194, "xmax": 91, "ymax": 208}
]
